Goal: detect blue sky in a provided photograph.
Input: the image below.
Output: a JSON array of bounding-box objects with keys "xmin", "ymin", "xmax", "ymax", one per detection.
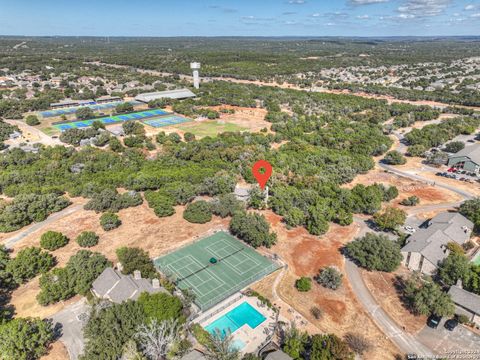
[{"xmin": 0, "ymin": 0, "xmax": 479, "ymax": 37}]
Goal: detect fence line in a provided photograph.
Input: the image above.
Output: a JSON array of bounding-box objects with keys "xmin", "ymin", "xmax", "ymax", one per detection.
[{"xmin": 194, "ymin": 293, "xmax": 244, "ymax": 323}]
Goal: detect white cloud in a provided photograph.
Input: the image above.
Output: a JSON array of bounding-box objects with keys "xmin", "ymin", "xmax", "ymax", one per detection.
[
  {"xmin": 471, "ymin": 12, "xmax": 480, "ymax": 17},
  {"xmin": 397, "ymin": 0, "xmax": 452, "ymax": 18},
  {"xmin": 356, "ymin": 14, "xmax": 370, "ymax": 19},
  {"xmin": 288, "ymin": 0, "xmax": 306, "ymax": 4},
  {"xmin": 349, "ymin": 0, "xmax": 389, "ymax": 4},
  {"xmin": 464, "ymin": 4, "xmax": 476, "ymax": 10}
]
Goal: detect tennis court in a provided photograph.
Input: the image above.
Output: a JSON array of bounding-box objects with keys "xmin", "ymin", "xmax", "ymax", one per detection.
[
  {"xmin": 154, "ymin": 232, "xmax": 279, "ymax": 311},
  {"xmin": 40, "ymin": 101, "xmax": 141, "ymax": 118},
  {"xmin": 52, "ymin": 108, "xmax": 171, "ymax": 131},
  {"xmin": 143, "ymin": 115, "xmax": 191, "ymax": 128}
]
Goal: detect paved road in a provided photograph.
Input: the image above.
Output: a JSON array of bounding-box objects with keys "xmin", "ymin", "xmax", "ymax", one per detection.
[
  {"xmin": 50, "ymin": 299, "xmax": 90, "ymax": 360},
  {"xmin": 379, "ymin": 162, "xmax": 474, "ymax": 200},
  {"xmin": 345, "ymin": 258, "xmax": 434, "ymax": 357},
  {"xmin": 2, "ymin": 204, "xmax": 83, "ymax": 249}
]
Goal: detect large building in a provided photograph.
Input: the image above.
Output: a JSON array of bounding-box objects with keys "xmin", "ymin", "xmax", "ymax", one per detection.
[
  {"xmin": 448, "ymin": 143, "xmax": 480, "ymax": 173},
  {"xmin": 135, "ymin": 88, "xmax": 196, "ymax": 103},
  {"xmin": 401, "ymin": 212, "xmax": 473, "ymax": 274}
]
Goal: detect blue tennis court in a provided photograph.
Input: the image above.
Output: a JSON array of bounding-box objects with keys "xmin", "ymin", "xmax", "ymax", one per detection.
[
  {"xmin": 143, "ymin": 115, "xmax": 191, "ymax": 128},
  {"xmin": 52, "ymin": 108, "xmax": 172, "ymax": 131},
  {"xmin": 40, "ymin": 101, "xmax": 141, "ymax": 118}
]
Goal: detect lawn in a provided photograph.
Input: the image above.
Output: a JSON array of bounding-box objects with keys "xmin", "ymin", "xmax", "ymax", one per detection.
[{"xmin": 176, "ymin": 120, "xmax": 246, "ymax": 138}]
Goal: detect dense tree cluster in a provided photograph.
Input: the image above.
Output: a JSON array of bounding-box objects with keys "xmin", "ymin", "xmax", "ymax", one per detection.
[
  {"xmin": 116, "ymin": 247, "xmax": 158, "ymax": 279},
  {"xmin": 345, "ymin": 233, "xmax": 402, "ymax": 272},
  {"xmin": 37, "ymin": 250, "xmax": 111, "ymax": 305},
  {"xmin": 229, "ymin": 211, "xmax": 277, "ymax": 248},
  {"xmin": 84, "ymin": 189, "xmax": 143, "ymax": 213}
]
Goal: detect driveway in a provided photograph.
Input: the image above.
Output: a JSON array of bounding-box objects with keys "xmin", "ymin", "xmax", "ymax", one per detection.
[
  {"xmin": 417, "ymin": 318, "xmax": 480, "ymax": 357},
  {"xmin": 50, "ymin": 298, "xmax": 90, "ymax": 360}
]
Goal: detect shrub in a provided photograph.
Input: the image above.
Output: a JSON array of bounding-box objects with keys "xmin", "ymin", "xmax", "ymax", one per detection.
[
  {"xmin": 184, "ymin": 132, "xmax": 196, "ymax": 142},
  {"xmin": 315, "ymin": 267, "xmax": 343, "ymax": 290},
  {"xmin": 344, "ymin": 333, "xmax": 372, "ymax": 355},
  {"xmin": 145, "ymin": 191, "xmax": 175, "ymax": 218},
  {"xmin": 100, "ymin": 212, "xmax": 121, "ymax": 231},
  {"xmin": 310, "ymin": 306, "xmax": 322, "ymax": 320},
  {"xmin": 183, "ymin": 201, "xmax": 212, "ymax": 224},
  {"xmin": 25, "ymin": 115, "xmax": 40, "ymax": 126},
  {"xmin": 383, "ymin": 150, "xmax": 406, "ymax": 165},
  {"xmin": 457, "ymin": 314, "xmax": 470, "ymax": 324},
  {"xmin": 40, "ymin": 231, "xmax": 69, "ymax": 251},
  {"xmin": 400, "ymin": 196, "xmax": 420, "ymax": 206},
  {"xmin": 76, "ymin": 231, "xmax": 99, "ymax": 247},
  {"xmin": 295, "ymin": 277, "xmax": 312, "ymax": 292},
  {"xmin": 345, "ymin": 233, "xmax": 402, "ymax": 272},
  {"xmin": 211, "ymin": 194, "xmax": 244, "ymax": 218},
  {"xmin": 444, "ymin": 141, "xmax": 465, "ymax": 153}
]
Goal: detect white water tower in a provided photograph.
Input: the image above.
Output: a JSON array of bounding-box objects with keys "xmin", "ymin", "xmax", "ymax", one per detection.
[{"xmin": 190, "ymin": 62, "xmax": 201, "ymax": 89}]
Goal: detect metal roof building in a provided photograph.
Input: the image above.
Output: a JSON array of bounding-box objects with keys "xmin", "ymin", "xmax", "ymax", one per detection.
[{"xmin": 135, "ymin": 88, "xmax": 196, "ymax": 103}]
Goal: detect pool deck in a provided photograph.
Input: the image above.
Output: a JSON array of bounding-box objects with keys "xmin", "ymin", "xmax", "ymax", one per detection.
[{"xmin": 197, "ymin": 293, "xmax": 281, "ymax": 354}]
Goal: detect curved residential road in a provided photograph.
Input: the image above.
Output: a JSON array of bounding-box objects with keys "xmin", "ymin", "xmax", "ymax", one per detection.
[
  {"xmin": 2, "ymin": 204, "xmax": 83, "ymax": 249},
  {"xmin": 345, "ymin": 258, "xmax": 434, "ymax": 357}
]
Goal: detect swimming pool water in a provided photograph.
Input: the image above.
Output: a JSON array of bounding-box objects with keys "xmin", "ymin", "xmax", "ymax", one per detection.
[{"xmin": 205, "ymin": 302, "xmax": 266, "ymax": 338}]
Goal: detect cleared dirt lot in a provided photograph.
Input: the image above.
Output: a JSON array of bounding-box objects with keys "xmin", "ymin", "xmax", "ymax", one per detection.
[
  {"xmin": 41, "ymin": 341, "xmax": 69, "ymax": 360},
  {"xmin": 252, "ymin": 211, "xmax": 401, "ymax": 359},
  {"xmin": 3, "ymin": 201, "xmax": 229, "ymax": 318},
  {"xmin": 345, "ymin": 167, "xmax": 462, "ymax": 206},
  {"xmin": 362, "ymin": 268, "xmax": 427, "ymax": 334}
]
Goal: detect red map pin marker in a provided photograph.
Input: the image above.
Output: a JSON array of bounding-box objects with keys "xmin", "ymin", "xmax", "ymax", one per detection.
[{"xmin": 252, "ymin": 160, "xmax": 272, "ymax": 190}]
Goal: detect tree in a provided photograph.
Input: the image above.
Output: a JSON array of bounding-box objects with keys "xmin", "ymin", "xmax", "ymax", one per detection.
[
  {"xmin": 444, "ymin": 141, "xmax": 465, "ymax": 153},
  {"xmin": 25, "ymin": 115, "xmax": 40, "ymax": 126},
  {"xmin": 310, "ymin": 334, "xmax": 354, "ymax": 360},
  {"xmin": 100, "ymin": 212, "xmax": 121, "ymax": 231},
  {"xmin": 400, "ymin": 196, "xmax": 420, "ymax": 206},
  {"xmin": 315, "ymin": 267, "xmax": 343, "ymax": 290},
  {"xmin": 437, "ymin": 253, "xmax": 470, "ymax": 286},
  {"xmin": 403, "ymin": 275, "xmax": 455, "ymax": 317},
  {"xmin": 183, "ymin": 201, "xmax": 212, "ymax": 224},
  {"xmin": 345, "ymin": 233, "xmax": 402, "ymax": 272},
  {"xmin": 184, "ymin": 132, "xmax": 196, "ymax": 142},
  {"xmin": 82, "ymin": 301, "xmax": 146, "ymax": 359},
  {"xmin": 211, "ymin": 194, "xmax": 244, "ymax": 218},
  {"xmin": 229, "ymin": 211, "xmax": 277, "ymax": 248},
  {"xmin": 373, "ymin": 206, "xmax": 406, "ymax": 231},
  {"xmin": 145, "ymin": 191, "xmax": 175, "ymax": 218},
  {"xmin": 295, "ymin": 277, "xmax": 312, "ymax": 292},
  {"xmin": 5, "ymin": 247, "xmax": 55, "ymax": 284},
  {"xmin": 123, "ymin": 121, "xmax": 145, "ymax": 136},
  {"xmin": 383, "ymin": 150, "xmax": 406, "ymax": 165},
  {"xmin": 135, "ymin": 319, "xmax": 182, "ymax": 360},
  {"xmin": 76, "ymin": 107, "xmax": 94, "ymax": 120},
  {"xmin": 459, "ymin": 198, "xmax": 480, "ymax": 232},
  {"xmin": 116, "ymin": 247, "xmax": 157, "ymax": 279},
  {"xmin": 203, "ymin": 329, "xmax": 240, "ymax": 360},
  {"xmin": 282, "ymin": 324, "xmax": 308, "ymax": 360},
  {"xmin": 137, "ymin": 292, "xmax": 184, "ymax": 323},
  {"xmin": 0, "ymin": 318, "xmax": 54, "ymax": 360},
  {"xmin": 76, "ymin": 231, "xmax": 99, "ymax": 247},
  {"xmin": 116, "ymin": 103, "xmax": 134, "ymax": 114},
  {"xmin": 40, "ymin": 231, "xmax": 69, "ymax": 251},
  {"xmin": 91, "ymin": 120, "xmax": 105, "ymax": 130},
  {"xmin": 344, "ymin": 333, "xmax": 371, "ymax": 356}
]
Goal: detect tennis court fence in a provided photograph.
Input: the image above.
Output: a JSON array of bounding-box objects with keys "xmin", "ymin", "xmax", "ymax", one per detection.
[
  {"xmin": 200, "ymin": 262, "xmax": 280, "ymax": 311},
  {"xmin": 193, "ymin": 293, "xmax": 244, "ymax": 322}
]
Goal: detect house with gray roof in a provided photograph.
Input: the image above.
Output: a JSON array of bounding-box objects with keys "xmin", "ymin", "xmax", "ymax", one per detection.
[
  {"xmin": 401, "ymin": 212, "xmax": 473, "ymax": 275},
  {"xmin": 91, "ymin": 268, "xmax": 165, "ymax": 303},
  {"xmin": 448, "ymin": 283, "xmax": 480, "ymax": 327},
  {"xmin": 448, "ymin": 143, "xmax": 480, "ymax": 173}
]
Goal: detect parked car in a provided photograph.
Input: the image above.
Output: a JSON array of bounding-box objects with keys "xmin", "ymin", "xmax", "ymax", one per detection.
[
  {"xmin": 435, "ymin": 172, "xmax": 443, "ymax": 176},
  {"xmin": 444, "ymin": 318, "xmax": 458, "ymax": 331},
  {"xmin": 404, "ymin": 225, "xmax": 416, "ymax": 233},
  {"xmin": 467, "ymin": 139, "xmax": 475, "ymax": 143},
  {"xmin": 427, "ymin": 315, "xmax": 442, "ymax": 329}
]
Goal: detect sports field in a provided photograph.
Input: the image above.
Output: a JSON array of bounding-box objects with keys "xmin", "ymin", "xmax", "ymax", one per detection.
[
  {"xmin": 154, "ymin": 232, "xmax": 279, "ymax": 311},
  {"xmin": 40, "ymin": 101, "xmax": 141, "ymax": 118},
  {"xmin": 175, "ymin": 120, "xmax": 246, "ymax": 138},
  {"xmin": 52, "ymin": 108, "xmax": 172, "ymax": 131},
  {"xmin": 143, "ymin": 115, "xmax": 191, "ymax": 128}
]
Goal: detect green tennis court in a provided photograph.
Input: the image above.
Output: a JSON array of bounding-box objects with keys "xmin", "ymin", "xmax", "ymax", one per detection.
[{"xmin": 154, "ymin": 232, "xmax": 279, "ymax": 311}]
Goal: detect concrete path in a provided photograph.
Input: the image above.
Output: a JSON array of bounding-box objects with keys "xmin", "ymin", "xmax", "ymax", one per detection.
[{"xmin": 2, "ymin": 204, "xmax": 83, "ymax": 249}]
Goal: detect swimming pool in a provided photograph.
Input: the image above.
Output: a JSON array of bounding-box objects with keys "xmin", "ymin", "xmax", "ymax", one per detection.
[{"xmin": 204, "ymin": 302, "xmax": 266, "ymax": 338}]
